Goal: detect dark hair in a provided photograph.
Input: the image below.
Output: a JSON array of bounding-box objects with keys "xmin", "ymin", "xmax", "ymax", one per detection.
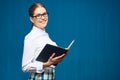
[{"xmin": 29, "ymin": 3, "xmax": 46, "ymax": 17}]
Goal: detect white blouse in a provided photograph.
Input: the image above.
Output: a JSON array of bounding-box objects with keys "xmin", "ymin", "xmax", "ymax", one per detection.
[{"xmin": 22, "ymin": 26, "xmax": 57, "ymax": 73}]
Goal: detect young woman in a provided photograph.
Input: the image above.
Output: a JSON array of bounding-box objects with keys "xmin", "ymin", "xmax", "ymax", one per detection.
[{"xmin": 22, "ymin": 3, "xmax": 66, "ymax": 80}]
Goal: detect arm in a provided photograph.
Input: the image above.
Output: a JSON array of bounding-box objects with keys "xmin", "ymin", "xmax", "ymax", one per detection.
[
  {"xmin": 22, "ymin": 39, "xmax": 44, "ymax": 73},
  {"xmin": 22, "ymin": 37, "xmax": 67, "ymax": 73}
]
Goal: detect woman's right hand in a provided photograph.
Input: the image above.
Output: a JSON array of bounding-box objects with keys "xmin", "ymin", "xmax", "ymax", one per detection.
[{"xmin": 43, "ymin": 53, "xmax": 66, "ymax": 68}]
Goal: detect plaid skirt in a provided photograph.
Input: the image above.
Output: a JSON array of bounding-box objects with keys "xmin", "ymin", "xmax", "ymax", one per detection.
[{"xmin": 28, "ymin": 68, "xmax": 55, "ymax": 80}]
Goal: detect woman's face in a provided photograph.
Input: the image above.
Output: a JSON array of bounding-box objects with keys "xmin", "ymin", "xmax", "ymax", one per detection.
[{"xmin": 30, "ymin": 6, "xmax": 48, "ymax": 30}]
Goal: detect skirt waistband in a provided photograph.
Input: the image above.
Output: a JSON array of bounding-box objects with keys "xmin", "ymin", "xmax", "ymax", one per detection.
[{"xmin": 28, "ymin": 68, "xmax": 55, "ymax": 80}]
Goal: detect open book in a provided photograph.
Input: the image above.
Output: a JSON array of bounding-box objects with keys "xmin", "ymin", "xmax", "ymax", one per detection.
[{"xmin": 36, "ymin": 40, "xmax": 75, "ymax": 66}]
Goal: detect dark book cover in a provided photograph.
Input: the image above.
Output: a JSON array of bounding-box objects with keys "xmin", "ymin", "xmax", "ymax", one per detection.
[{"xmin": 36, "ymin": 40, "xmax": 75, "ymax": 66}]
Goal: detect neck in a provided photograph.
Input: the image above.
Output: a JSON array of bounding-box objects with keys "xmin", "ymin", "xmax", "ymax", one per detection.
[{"xmin": 33, "ymin": 25, "xmax": 45, "ymax": 31}]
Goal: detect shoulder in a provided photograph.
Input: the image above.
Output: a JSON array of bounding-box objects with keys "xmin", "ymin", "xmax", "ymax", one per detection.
[
  {"xmin": 24, "ymin": 29, "xmax": 44, "ymax": 43},
  {"xmin": 24, "ymin": 30, "xmax": 37, "ymax": 42},
  {"xmin": 24, "ymin": 31, "xmax": 33, "ymax": 40}
]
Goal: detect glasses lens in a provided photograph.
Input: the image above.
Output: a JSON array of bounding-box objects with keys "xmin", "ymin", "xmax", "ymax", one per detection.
[{"xmin": 33, "ymin": 12, "xmax": 48, "ymax": 19}]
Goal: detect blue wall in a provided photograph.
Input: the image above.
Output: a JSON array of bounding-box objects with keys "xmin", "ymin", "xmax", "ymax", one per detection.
[{"xmin": 0, "ymin": 0, "xmax": 120, "ymax": 80}]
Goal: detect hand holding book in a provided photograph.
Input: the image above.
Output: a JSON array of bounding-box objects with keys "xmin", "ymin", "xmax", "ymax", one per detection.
[
  {"xmin": 43, "ymin": 53, "xmax": 66, "ymax": 68},
  {"xmin": 36, "ymin": 40, "xmax": 75, "ymax": 66}
]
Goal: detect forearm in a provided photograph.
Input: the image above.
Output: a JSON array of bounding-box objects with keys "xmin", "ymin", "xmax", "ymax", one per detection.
[{"xmin": 22, "ymin": 61, "xmax": 44, "ymax": 73}]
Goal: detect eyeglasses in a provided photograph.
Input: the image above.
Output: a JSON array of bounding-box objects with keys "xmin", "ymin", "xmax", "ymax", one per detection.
[{"xmin": 32, "ymin": 12, "xmax": 48, "ymax": 19}]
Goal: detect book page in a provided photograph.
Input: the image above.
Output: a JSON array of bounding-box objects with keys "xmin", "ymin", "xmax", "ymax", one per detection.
[{"xmin": 65, "ymin": 40, "xmax": 75, "ymax": 50}]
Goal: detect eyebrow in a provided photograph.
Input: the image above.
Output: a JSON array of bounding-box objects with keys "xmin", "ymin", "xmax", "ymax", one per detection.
[{"xmin": 34, "ymin": 12, "xmax": 47, "ymax": 15}]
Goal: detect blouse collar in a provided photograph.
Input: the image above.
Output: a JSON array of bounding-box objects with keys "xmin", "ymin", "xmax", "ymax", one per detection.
[{"xmin": 32, "ymin": 26, "xmax": 46, "ymax": 33}]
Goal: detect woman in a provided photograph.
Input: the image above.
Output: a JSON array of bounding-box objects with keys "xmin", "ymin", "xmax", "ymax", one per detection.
[{"xmin": 22, "ymin": 3, "xmax": 66, "ymax": 80}]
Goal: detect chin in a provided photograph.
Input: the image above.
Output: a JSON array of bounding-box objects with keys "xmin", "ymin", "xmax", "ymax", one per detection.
[
  {"xmin": 42, "ymin": 24, "xmax": 47, "ymax": 28},
  {"xmin": 37, "ymin": 23, "xmax": 47, "ymax": 29},
  {"xmin": 40, "ymin": 25, "xmax": 46, "ymax": 29}
]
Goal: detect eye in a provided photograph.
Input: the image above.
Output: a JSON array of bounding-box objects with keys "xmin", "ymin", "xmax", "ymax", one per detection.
[{"xmin": 32, "ymin": 12, "xmax": 49, "ymax": 19}]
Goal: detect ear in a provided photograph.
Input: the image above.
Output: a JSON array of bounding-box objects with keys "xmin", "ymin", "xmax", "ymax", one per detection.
[{"xmin": 30, "ymin": 17, "xmax": 34, "ymax": 23}]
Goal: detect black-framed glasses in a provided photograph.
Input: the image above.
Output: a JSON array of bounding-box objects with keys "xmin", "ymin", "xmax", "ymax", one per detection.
[{"xmin": 32, "ymin": 12, "xmax": 49, "ymax": 19}]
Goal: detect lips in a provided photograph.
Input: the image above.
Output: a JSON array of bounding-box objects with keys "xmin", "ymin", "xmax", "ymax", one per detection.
[{"xmin": 39, "ymin": 20, "xmax": 47, "ymax": 24}]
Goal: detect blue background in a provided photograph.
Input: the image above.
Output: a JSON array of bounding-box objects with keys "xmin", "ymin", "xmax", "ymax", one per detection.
[{"xmin": 0, "ymin": 0, "xmax": 120, "ymax": 80}]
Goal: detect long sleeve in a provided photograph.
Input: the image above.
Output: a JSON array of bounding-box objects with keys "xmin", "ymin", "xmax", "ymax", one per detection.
[
  {"xmin": 22, "ymin": 26, "xmax": 57, "ymax": 73},
  {"xmin": 22, "ymin": 38, "xmax": 44, "ymax": 73}
]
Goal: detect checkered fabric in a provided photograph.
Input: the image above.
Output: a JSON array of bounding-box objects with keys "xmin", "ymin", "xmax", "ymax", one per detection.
[{"xmin": 28, "ymin": 68, "xmax": 55, "ymax": 80}]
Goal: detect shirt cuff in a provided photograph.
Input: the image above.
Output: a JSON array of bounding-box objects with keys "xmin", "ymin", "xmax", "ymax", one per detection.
[{"xmin": 33, "ymin": 61, "xmax": 44, "ymax": 73}]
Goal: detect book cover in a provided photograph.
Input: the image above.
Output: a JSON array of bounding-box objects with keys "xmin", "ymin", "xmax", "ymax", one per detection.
[{"xmin": 36, "ymin": 40, "xmax": 75, "ymax": 66}]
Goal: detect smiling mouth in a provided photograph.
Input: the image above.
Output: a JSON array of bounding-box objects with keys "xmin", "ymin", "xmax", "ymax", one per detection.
[{"xmin": 39, "ymin": 20, "xmax": 47, "ymax": 24}]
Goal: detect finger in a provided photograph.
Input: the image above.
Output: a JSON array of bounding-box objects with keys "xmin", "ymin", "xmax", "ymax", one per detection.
[
  {"xmin": 54, "ymin": 54, "xmax": 66, "ymax": 60},
  {"xmin": 55, "ymin": 58, "xmax": 63, "ymax": 64},
  {"xmin": 58, "ymin": 54, "xmax": 66, "ymax": 58},
  {"xmin": 49, "ymin": 53, "xmax": 56, "ymax": 59}
]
